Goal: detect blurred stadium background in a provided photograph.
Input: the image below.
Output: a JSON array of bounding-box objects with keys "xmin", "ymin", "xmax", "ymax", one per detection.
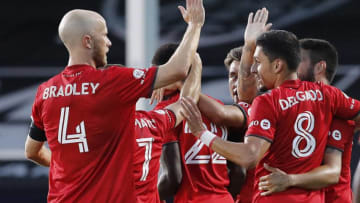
[{"xmin": 0, "ymin": 0, "xmax": 360, "ymax": 202}]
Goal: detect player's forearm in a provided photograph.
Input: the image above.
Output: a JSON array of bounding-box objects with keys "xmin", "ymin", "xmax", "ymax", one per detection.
[
  {"xmin": 198, "ymin": 94, "xmax": 245, "ymax": 128},
  {"xmin": 289, "ymin": 165, "xmax": 340, "ymax": 190},
  {"xmin": 180, "ymin": 56, "xmax": 202, "ymax": 103},
  {"xmin": 26, "ymin": 146, "xmax": 51, "ymax": 167},
  {"xmin": 237, "ymin": 43, "xmax": 257, "ymax": 103},
  {"xmin": 211, "ymin": 137, "xmax": 256, "ymax": 169}
]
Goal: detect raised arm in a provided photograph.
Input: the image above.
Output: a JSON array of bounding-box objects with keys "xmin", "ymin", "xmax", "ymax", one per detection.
[
  {"xmin": 165, "ymin": 53, "xmax": 202, "ymax": 126},
  {"xmin": 258, "ymin": 147, "xmax": 342, "ymax": 196},
  {"xmin": 154, "ymin": 0, "xmax": 205, "ymax": 89},
  {"xmin": 237, "ymin": 8, "xmax": 272, "ymax": 103}
]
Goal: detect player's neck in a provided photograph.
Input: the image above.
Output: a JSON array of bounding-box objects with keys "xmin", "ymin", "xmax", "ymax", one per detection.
[
  {"xmin": 315, "ymin": 76, "xmax": 330, "ymax": 85},
  {"xmin": 275, "ymin": 71, "xmax": 297, "ymax": 88},
  {"xmin": 67, "ymin": 50, "xmax": 96, "ymax": 68}
]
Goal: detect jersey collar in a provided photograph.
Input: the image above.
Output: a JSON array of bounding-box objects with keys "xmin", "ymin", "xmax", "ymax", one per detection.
[
  {"xmin": 279, "ymin": 79, "xmax": 301, "ymax": 89},
  {"xmin": 63, "ymin": 64, "xmax": 95, "ymax": 74}
]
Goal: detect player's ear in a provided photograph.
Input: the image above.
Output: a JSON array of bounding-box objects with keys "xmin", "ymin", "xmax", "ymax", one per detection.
[
  {"xmin": 273, "ymin": 59, "xmax": 283, "ymax": 74},
  {"xmin": 314, "ymin": 60, "xmax": 326, "ymax": 75},
  {"xmin": 83, "ymin": 35, "xmax": 92, "ymax": 49}
]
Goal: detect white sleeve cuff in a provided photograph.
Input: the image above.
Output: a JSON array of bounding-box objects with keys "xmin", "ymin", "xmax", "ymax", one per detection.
[{"xmin": 200, "ymin": 130, "xmax": 217, "ymax": 147}]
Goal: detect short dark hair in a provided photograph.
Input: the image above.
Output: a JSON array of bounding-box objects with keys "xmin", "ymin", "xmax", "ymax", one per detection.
[
  {"xmin": 256, "ymin": 30, "xmax": 300, "ymax": 71},
  {"xmin": 300, "ymin": 38, "xmax": 338, "ymax": 83},
  {"xmin": 151, "ymin": 43, "xmax": 179, "ymax": 66},
  {"xmin": 224, "ymin": 46, "xmax": 243, "ymax": 70}
]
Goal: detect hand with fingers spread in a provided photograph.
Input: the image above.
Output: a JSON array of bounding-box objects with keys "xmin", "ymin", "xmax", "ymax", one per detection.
[
  {"xmin": 244, "ymin": 8, "xmax": 272, "ymax": 45},
  {"xmin": 180, "ymin": 97, "xmax": 205, "ymax": 137},
  {"xmin": 150, "ymin": 88, "xmax": 165, "ymax": 105},
  {"xmin": 258, "ymin": 163, "xmax": 292, "ymax": 196},
  {"xmin": 178, "ymin": 0, "xmax": 205, "ymax": 26}
]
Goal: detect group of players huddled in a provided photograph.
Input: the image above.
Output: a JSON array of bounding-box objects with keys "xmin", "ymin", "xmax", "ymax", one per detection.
[{"xmin": 24, "ymin": 0, "xmax": 360, "ymax": 202}]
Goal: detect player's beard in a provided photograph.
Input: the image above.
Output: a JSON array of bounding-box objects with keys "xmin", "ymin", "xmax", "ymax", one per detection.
[
  {"xmin": 92, "ymin": 43, "xmax": 107, "ymax": 68},
  {"xmin": 299, "ymin": 66, "xmax": 315, "ymax": 82}
]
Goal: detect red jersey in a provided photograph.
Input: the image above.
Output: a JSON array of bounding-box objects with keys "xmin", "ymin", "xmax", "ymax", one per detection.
[
  {"xmin": 31, "ymin": 64, "xmax": 157, "ymax": 203},
  {"xmin": 245, "ymin": 80, "xmax": 360, "ymax": 203},
  {"xmin": 325, "ymin": 119, "xmax": 355, "ymax": 203},
  {"xmin": 235, "ymin": 102, "xmax": 255, "ymax": 203},
  {"xmin": 158, "ymin": 94, "xmax": 233, "ymax": 203},
  {"xmin": 133, "ymin": 109, "xmax": 176, "ymax": 203}
]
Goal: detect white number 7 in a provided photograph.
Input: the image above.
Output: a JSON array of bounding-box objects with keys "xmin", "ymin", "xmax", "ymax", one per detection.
[
  {"xmin": 136, "ymin": 137, "xmax": 154, "ymax": 181},
  {"xmin": 58, "ymin": 107, "xmax": 89, "ymax": 153}
]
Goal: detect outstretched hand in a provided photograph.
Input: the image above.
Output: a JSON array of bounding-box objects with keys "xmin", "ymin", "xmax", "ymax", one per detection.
[
  {"xmin": 180, "ymin": 97, "xmax": 205, "ymax": 137},
  {"xmin": 150, "ymin": 88, "xmax": 165, "ymax": 105},
  {"xmin": 178, "ymin": 0, "xmax": 205, "ymax": 26},
  {"xmin": 258, "ymin": 163, "xmax": 291, "ymax": 196},
  {"xmin": 244, "ymin": 8, "xmax": 272, "ymax": 45}
]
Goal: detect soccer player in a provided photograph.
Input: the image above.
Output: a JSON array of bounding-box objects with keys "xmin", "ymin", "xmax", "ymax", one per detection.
[
  {"xmin": 257, "ymin": 39, "xmax": 355, "ymax": 203},
  {"xmin": 195, "ymin": 8, "xmax": 271, "ymax": 203},
  {"xmin": 180, "ymin": 29, "xmax": 360, "ymax": 203},
  {"xmin": 24, "ymin": 0, "xmax": 205, "ymax": 201},
  {"xmin": 154, "ymin": 51, "xmax": 238, "ymax": 203},
  {"xmin": 134, "ymin": 52, "xmax": 202, "ymax": 203}
]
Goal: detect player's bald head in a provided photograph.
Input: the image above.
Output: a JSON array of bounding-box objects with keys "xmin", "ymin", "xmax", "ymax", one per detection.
[{"xmin": 58, "ymin": 9, "xmax": 106, "ymax": 48}]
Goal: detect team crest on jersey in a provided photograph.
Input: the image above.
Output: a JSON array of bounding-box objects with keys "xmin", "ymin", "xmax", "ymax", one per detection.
[
  {"xmin": 133, "ymin": 69, "xmax": 145, "ymax": 79},
  {"xmin": 331, "ymin": 130, "xmax": 342, "ymax": 141},
  {"xmin": 260, "ymin": 119, "xmax": 271, "ymax": 130}
]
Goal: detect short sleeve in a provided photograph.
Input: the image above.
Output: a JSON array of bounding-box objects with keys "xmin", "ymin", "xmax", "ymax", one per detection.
[
  {"xmin": 328, "ymin": 85, "xmax": 360, "ymax": 120},
  {"xmin": 327, "ymin": 119, "xmax": 355, "ymax": 152},
  {"xmin": 105, "ymin": 65, "xmax": 158, "ymax": 103},
  {"xmin": 147, "ymin": 109, "xmax": 177, "ymax": 138},
  {"xmin": 31, "ymin": 86, "xmax": 44, "ymax": 130},
  {"xmin": 234, "ymin": 101, "xmax": 251, "ymax": 127},
  {"xmin": 245, "ymin": 95, "xmax": 276, "ymax": 143}
]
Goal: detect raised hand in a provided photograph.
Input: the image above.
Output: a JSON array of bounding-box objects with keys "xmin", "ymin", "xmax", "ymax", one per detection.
[
  {"xmin": 258, "ymin": 163, "xmax": 291, "ymax": 196},
  {"xmin": 178, "ymin": 0, "xmax": 205, "ymax": 26},
  {"xmin": 244, "ymin": 8, "xmax": 272, "ymax": 45},
  {"xmin": 180, "ymin": 97, "xmax": 205, "ymax": 137}
]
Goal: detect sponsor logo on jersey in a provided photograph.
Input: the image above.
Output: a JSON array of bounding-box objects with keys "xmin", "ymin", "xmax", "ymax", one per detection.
[{"xmin": 260, "ymin": 119, "xmax": 271, "ymax": 130}]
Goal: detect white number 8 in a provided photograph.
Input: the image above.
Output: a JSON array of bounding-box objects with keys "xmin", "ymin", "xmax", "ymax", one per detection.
[{"xmin": 292, "ymin": 111, "xmax": 316, "ymax": 158}]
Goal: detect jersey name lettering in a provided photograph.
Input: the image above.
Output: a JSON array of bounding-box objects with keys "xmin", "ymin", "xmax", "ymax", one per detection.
[
  {"xmin": 43, "ymin": 82, "xmax": 100, "ymax": 100},
  {"xmin": 279, "ymin": 89, "xmax": 323, "ymax": 111},
  {"xmin": 135, "ymin": 118, "xmax": 156, "ymax": 129}
]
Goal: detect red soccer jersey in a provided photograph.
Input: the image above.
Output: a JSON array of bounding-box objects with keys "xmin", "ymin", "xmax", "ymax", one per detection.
[
  {"xmin": 133, "ymin": 109, "xmax": 176, "ymax": 203},
  {"xmin": 235, "ymin": 101, "xmax": 255, "ymax": 203},
  {"xmin": 325, "ymin": 119, "xmax": 355, "ymax": 203},
  {"xmin": 31, "ymin": 64, "xmax": 157, "ymax": 203},
  {"xmin": 157, "ymin": 94, "xmax": 233, "ymax": 203},
  {"xmin": 245, "ymin": 79, "xmax": 360, "ymax": 203}
]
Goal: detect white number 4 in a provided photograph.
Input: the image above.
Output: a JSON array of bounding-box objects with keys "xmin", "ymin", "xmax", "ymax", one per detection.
[
  {"xmin": 136, "ymin": 138, "xmax": 154, "ymax": 181},
  {"xmin": 58, "ymin": 107, "xmax": 89, "ymax": 153}
]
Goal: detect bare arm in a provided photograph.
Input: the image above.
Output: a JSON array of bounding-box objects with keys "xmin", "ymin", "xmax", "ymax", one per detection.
[
  {"xmin": 166, "ymin": 53, "xmax": 202, "ymax": 126},
  {"xmin": 237, "ymin": 8, "xmax": 272, "ymax": 103},
  {"xmin": 154, "ymin": 0, "xmax": 204, "ymax": 89},
  {"xmin": 197, "ymin": 94, "xmax": 246, "ymax": 128},
  {"xmin": 258, "ymin": 147, "xmax": 342, "ymax": 196},
  {"xmin": 25, "ymin": 136, "xmax": 51, "ymax": 167},
  {"xmin": 180, "ymin": 97, "xmax": 271, "ymax": 169},
  {"xmin": 158, "ymin": 142, "xmax": 183, "ymax": 200}
]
